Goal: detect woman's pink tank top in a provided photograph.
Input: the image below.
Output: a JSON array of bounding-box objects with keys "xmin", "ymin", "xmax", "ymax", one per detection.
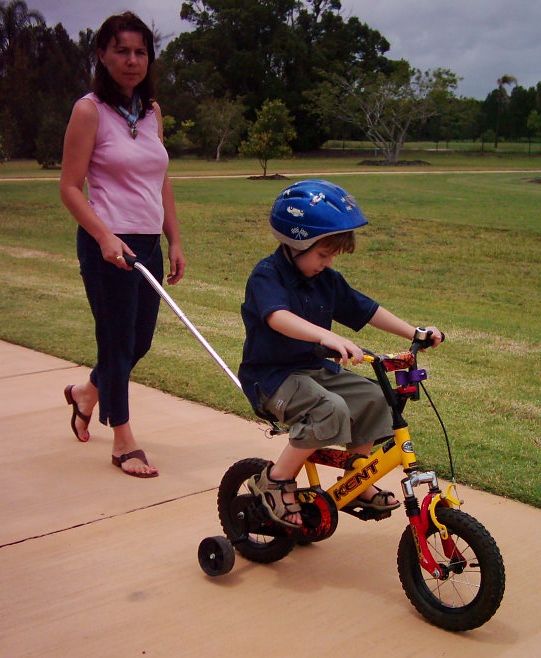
[{"xmin": 81, "ymin": 93, "xmax": 169, "ymax": 234}]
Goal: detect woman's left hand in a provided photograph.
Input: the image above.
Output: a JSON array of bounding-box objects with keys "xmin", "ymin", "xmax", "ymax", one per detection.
[{"xmin": 166, "ymin": 243, "xmax": 186, "ymax": 284}]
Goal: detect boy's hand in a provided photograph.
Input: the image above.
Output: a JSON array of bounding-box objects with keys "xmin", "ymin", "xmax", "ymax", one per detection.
[
  {"xmin": 425, "ymin": 326, "xmax": 444, "ymax": 347},
  {"xmin": 320, "ymin": 335, "xmax": 364, "ymax": 366}
]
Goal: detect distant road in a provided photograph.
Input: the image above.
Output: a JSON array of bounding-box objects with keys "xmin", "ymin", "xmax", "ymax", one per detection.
[{"xmin": 2, "ymin": 168, "xmax": 541, "ymax": 182}]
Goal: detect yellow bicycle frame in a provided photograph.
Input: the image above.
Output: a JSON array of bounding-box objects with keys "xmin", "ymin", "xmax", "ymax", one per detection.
[
  {"xmin": 302, "ymin": 353, "xmax": 422, "ymax": 510},
  {"xmin": 304, "ymin": 426, "xmax": 418, "ymax": 510}
]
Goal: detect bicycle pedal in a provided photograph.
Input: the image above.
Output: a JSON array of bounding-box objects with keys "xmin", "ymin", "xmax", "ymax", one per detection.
[
  {"xmin": 248, "ymin": 499, "xmax": 271, "ymax": 524},
  {"xmin": 341, "ymin": 506, "xmax": 393, "ymax": 522}
]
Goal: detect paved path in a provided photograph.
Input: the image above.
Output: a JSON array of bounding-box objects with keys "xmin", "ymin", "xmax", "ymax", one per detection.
[{"xmin": 1, "ymin": 339, "xmax": 539, "ymax": 657}]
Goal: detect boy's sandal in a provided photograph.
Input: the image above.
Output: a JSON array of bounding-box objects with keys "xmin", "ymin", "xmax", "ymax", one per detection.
[
  {"xmin": 353, "ymin": 485, "xmax": 401, "ymax": 511},
  {"xmin": 247, "ymin": 462, "xmax": 302, "ymax": 529}
]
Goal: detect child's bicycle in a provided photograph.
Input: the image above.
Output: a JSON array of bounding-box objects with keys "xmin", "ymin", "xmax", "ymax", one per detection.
[
  {"xmin": 120, "ymin": 259, "xmax": 504, "ymax": 632},
  {"xmin": 198, "ymin": 332, "xmax": 506, "ymax": 632}
]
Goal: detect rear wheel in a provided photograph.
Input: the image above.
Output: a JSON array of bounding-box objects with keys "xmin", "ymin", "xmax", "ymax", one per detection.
[
  {"xmin": 217, "ymin": 458, "xmax": 296, "ymax": 564},
  {"xmin": 397, "ymin": 507, "xmax": 505, "ymax": 631}
]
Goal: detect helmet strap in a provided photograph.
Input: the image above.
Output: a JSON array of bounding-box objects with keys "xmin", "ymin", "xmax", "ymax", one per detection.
[
  {"xmin": 282, "ymin": 243, "xmax": 312, "ymax": 263},
  {"xmin": 282, "ymin": 244, "xmax": 301, "ymax": 263}
]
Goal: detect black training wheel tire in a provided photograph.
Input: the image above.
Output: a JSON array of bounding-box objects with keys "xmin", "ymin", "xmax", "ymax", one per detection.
[
  {"xmin": 397, "ymin": 506, "xmax": 505, "ymax": 631},
  {"xmin": 218, "ymin": 457, "xmax": 296, "ymax": 564},
  {"xmin": 198, "ymin": 536, "xmax": 235, "ymax": 577}
]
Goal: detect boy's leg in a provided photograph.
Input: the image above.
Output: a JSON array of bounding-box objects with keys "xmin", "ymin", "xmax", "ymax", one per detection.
[
  {"xmin": 256, "ymin": 370, "xmax": 398, "ymax": 523},
  {"xmin": 320, "ymin": 370, "xmax": 399, "ymax": 509},
  {"xmin": 271, "ymin": 444, "xmax": 314, "ymax": 480},
  {"xmin": 254, "ymin": 372, "xmax": 352, "ymax": 527},
  {"xmin": 315, "ymin": 368, "xmax": 393, "ymax": 448},
  {"xmin": 263, "ymin": 370, "xmax": 354, "ymax": 449}
]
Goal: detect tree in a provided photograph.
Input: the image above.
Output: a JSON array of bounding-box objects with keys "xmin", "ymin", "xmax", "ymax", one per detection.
[
  {"xmin": 526, "ymin": 109, "xmax": 541, "ymax": 153},
  {"xmin": 307, "ymin": 63, "xmax": 458, "ymax": 163},
  {"xmin": 239, "ymin": 98, "xmax": 296, "ymax": 177},
  {"xmin": 196, "ymin": 96, "xmax": 247, "ymax": 160},
  {"xmin": 494, "ymin": 74, "xmax": 517, "ymax": 147},
  {"xmin": 161, "ymin": 0, "xmax": 391, "ymax": 150},
  {"xmin": 0, "ymin": 16, "xmax": 86, "ymax": 159},
  {"xmin": 35, "ymin": 107, "xmax": 64, "ymax": 168},
  {"xmin": 0, "ymin": 0, "xmax": 44, "ymax": 74},
  {"xmin": 77, "ymin": 28, "xmax": 95, "ymax": 90},
  {"xmin": 162, "ymin": 115, "xmax": 194, "ymax": 157},
  {"xmin": 508, "ymin": 84, "xmax": 535, "ymax": 141}
]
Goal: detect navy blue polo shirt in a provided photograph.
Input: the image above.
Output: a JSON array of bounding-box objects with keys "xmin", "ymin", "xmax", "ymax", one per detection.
[{"xmin": 238, "ymin": 246, "xmax": 379, "ymax": 410}]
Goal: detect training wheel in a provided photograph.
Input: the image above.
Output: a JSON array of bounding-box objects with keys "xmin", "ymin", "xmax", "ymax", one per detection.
[{"xmin": 198, "ymin": 536, "xmax": 235, "ymax": 576}]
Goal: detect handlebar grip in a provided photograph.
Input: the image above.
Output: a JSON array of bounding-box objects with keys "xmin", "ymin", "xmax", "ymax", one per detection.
[
  {"xmin": 123, "ymin": 253, "xmax": 137, "ymax": 267},
  {"xmin": 312, "ymin": 344, "xmax": 342, "ymax": 360},
  {"xmin": 412, "ymin": 331, "xmax": 445, "ymax": 355}
]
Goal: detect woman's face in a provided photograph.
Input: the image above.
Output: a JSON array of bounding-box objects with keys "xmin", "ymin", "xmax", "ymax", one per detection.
[{"xmin": 98, "ymin": 30, "xmax": 149, "ymax": 97}]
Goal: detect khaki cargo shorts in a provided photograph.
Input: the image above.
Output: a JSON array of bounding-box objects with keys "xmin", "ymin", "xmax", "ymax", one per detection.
[{"xmin": 259, "ymin": 367, "xmax": 393, "ymax": 450}]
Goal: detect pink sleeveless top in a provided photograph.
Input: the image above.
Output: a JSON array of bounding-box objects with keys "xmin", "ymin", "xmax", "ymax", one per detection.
[{"xmin": 80, "ymin": 92, "xmax": 169, "ymax": 234}]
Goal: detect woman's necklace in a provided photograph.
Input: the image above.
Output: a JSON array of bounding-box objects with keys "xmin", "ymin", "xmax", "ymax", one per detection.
[{"xmin": 115, "ymin": 94, "xmax": 142, "ymax": 139}]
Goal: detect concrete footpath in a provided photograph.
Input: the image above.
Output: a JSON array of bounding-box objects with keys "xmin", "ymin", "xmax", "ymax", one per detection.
[{"xmin": 0, "ymin": 339, "xmax": 539, "ymax": 658}]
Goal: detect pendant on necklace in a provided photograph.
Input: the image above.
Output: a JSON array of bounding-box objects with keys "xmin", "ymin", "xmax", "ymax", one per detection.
[{"xmin": 131, "ymin": 125, "xmax": 138, "ymax": 139}]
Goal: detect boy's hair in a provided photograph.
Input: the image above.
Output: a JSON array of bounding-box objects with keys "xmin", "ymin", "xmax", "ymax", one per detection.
[
  {"xmin": 315, "ymin": 231, "xmax": 356, "ymax": 254},
  {"xmin": 92, "ymin": 11, "xmax": 156, "ymax": 114}
]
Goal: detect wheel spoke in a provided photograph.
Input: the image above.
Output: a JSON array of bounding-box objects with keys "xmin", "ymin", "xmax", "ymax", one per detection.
[{"xmin": 397, "ymin": 507, "xmax": 505, "ymax": 630}]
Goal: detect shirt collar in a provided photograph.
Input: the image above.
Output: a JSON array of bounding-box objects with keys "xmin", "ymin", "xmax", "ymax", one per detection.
[{"xmin": 274, "ymin": 245, "xmax": 316, "ymax": 288}]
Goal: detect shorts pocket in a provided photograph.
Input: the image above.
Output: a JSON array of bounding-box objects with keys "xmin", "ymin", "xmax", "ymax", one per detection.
[{"xmin": 289, "ymin": 397, "xmax": 340, "ymax": 444}]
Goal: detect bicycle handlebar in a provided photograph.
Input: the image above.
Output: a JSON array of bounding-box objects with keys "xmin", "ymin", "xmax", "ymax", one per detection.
[{"xmin": 313, "ymin": 331, "xmax": 444, "ymax": 363}]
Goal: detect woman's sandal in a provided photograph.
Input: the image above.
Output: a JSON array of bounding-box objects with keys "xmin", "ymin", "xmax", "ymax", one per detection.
[
  {"xmin": 111, "ymin": 449, "xmax": 159, "ymax": 478},
  {"xmin": 247, "ymin": 462, "xmax": 302, "ymax": 529},
  {"xmin": 354, "ymin": 485, "xmax": 401, "ymax": 511},
  {"xmin": 64, "ymin": 385, "xmax": 92, "ymax": 442}
]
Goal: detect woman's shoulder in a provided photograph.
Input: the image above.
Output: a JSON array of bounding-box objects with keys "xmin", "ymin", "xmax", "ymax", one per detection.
[{"xmin": 73, "ymin": 93, "xmax": 100, "ymax": 117}]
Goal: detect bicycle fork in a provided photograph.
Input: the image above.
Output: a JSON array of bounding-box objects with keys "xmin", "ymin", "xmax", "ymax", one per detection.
[{"xmin": 402, "ymin": 470, "xmax": 466, "ymax": 579}]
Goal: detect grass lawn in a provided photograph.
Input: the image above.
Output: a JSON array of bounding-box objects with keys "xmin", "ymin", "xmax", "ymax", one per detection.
[{"xmin": 1, "ymin": 153, "xmax": 540, "ymax": 508}]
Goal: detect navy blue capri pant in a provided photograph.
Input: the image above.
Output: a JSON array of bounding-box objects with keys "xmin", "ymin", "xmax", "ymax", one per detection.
[{"xmin": 77, "ymin": 227, "xmax": 163, "ymax": 427}]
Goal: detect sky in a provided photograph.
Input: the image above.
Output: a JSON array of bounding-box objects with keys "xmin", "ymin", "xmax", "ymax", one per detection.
[{"xmin": 32, "ymin": 0, "xmax": 541, "ymax": 100}]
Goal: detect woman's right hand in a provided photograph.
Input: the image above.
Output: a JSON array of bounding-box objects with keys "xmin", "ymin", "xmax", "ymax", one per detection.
[{"xmin": 99, "ymin": 234, "xmax": 136, "ymax": 269}]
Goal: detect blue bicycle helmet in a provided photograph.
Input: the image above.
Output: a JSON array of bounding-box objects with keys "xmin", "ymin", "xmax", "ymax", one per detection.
[{"xmin": 270, "ymin": 179, "xmax": 368, "ymax": 250}]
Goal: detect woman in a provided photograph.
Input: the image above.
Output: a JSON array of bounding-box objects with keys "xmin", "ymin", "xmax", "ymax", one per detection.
[{"xmin": 60, "ymin": 12, "xmax": 185, "ymax": 477}]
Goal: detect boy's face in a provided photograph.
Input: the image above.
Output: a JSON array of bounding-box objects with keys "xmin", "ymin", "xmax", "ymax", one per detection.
[{"xmin": 293, "ymin": 244, "xmax": 337, "ymax": 278}]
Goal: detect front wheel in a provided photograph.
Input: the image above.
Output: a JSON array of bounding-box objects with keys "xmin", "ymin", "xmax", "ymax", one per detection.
[{"xmin": 397, "ymin": 506, "xmax": 505, "ymax": 631}]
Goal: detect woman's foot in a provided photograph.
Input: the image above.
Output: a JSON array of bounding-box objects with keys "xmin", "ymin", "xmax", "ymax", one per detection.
[
  {"xmin": 112, "ymin": 422, "xmax": 158, "ymax": 477},
  {"xmin": 111, "ymin": 449, "xmax": 158, "ymax": 478},
  {"xmin": 64, "ymin": 383, "xmax": 97, "ymax": 442}
]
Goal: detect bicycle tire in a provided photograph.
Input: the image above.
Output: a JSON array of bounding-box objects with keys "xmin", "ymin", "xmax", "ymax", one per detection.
[
  {"xmin": 397, "ymin": 506, "xmax": 505, "ymax": 631},
  {"xmin": 198, "ymin": 536, "xmax": 235, "ymax": 576},
  {"xmin": 217, "ymin": 458, "xmax": 296, "ymax": 564}
]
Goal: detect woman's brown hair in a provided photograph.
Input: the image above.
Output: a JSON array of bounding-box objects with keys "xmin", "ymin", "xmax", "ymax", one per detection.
[{"xmin": 92, "ymin": 11, "xmax": 155, "ymax": 114}]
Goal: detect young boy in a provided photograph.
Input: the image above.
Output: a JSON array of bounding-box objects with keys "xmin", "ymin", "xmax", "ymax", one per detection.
[{"xmin": 238, "ymin": 180, "xmax": 443, "ymax": 528}]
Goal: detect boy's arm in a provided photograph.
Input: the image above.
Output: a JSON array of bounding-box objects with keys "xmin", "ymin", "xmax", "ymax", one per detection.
[
  {"xmin": 267, "ymin": 309, "xmax": 365, "ymax": 365},
  {"xmin": 368, "ymin": 307, "xmax": 443, "ymax": 346}
]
